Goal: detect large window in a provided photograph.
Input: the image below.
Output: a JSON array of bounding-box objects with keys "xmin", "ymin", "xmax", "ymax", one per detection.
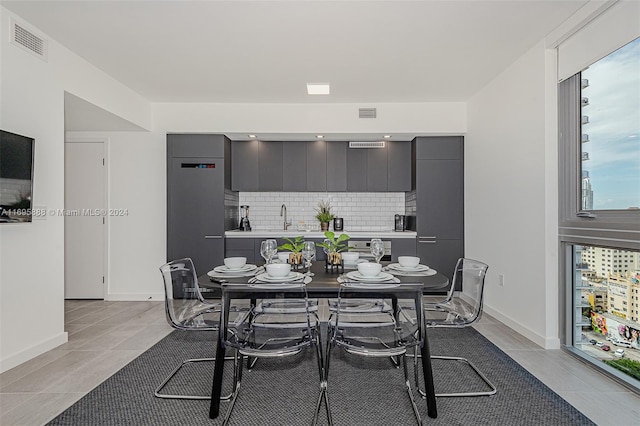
[
  {"xmin": 559, "ymin": 37, "xmax": 640, "ymax": 392},
  {"xmin": 580, "ymin": 38, "xmax": 640, "ymax": 211},
  {"xmin": 571, "ymin": 245, "xmax": 640, "ymax": 385}
]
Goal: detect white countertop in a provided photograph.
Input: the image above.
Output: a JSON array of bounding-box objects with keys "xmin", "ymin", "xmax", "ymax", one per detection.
[{"xmin": 225, "ymin": 230, "xmax": 417, "ymax": 239}]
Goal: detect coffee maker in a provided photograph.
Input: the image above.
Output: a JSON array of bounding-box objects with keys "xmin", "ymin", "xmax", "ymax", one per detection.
[
  {"xmin": 394, "ymin": 214, "xmax": 406, "ymax": 232},
  {"xmin": 239, "ymin": 205, "xmax": 251, "ymax": 231}
]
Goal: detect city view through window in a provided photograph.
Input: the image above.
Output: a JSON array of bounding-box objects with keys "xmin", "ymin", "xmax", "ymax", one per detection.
[
  {"xmin": 580, "ymin": 37, "xmax": 640, "ymax": 211},
  {"xmin": 575, "ymin": 245, "xmax": 640, "ymax": 384}
]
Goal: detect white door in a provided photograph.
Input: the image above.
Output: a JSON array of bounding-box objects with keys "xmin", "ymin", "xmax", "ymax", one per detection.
[{"xmin": 64, "ymin": 141, "xmax": 105, "ymax": 299}]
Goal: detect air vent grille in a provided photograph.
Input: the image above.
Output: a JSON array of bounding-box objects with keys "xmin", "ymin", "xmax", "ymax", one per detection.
[
  {"xmin": 359, "ymin": 108, "xmax": 377, "ymax": 119},
  {"xmin": 349, "ymin": 141, "xmax": 385, "ymax": 149},
  {"xmin": 11, "ymin": 19, "xmax": 47, "ymax": 61}
]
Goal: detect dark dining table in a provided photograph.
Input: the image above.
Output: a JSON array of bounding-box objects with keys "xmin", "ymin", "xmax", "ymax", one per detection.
[{"xmin": 200, "ymin": 261, "xmax": 448, "ymax": 421}]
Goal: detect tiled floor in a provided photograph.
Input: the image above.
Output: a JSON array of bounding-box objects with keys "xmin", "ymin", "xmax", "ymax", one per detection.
[{"xmin": 1, "ymin": 300, "xmax": 639, "ymax": 425}]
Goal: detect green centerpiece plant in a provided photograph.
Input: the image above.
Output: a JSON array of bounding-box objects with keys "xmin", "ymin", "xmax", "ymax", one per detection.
[
  {"xmin": 317, "ymin": 231, "xmax": 350, "ymax": 265},
  {"xmin": 314, "ymin": 199, "xmax": 334, "ymax": 231},
  {"xmin": 278, "ymin": 236, "xmax": 304, "ymax": 264}
]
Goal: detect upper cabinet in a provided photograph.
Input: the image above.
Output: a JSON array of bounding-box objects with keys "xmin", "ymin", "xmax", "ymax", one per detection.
[
  {"xmin": 387, "ymin": 141, "xmax": 412, "ymax": 191},
  {"xmin": 231, "ymin": 140, "xmax": 411, "ymax": 192},
  {"xmin": 282, "ymin": 142, "xmax": 307, "ymax": 191},
  {"xmin": 326, "ymin": 141, "xmax": 347, "ymax": 191},
  {"xmin": 306, "ymin": 140, "xmax": 327, "ymax": 191},
  {"xmin": 231, "ymin": 140, "xmax": 259, "ymax": 191},
  {"xmin": 258, "ymin": 141, "xmax": 283, "ymax": 191}
]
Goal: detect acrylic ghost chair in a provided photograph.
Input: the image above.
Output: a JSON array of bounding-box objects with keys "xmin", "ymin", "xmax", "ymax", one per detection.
[
  {"xmin": 411, "ymin": 257, "xmax": 496, "ymax": 398},
  {"xmin": 324, "ymin": 281, "xmax": 426, "ymax": 425},
  {"xmin": 219, "ymin": 282, "xmax": 328, "ymax": 425},
  {"xmin": 156, "ymin": 257, "xmax": 244, "ymax": 400}
]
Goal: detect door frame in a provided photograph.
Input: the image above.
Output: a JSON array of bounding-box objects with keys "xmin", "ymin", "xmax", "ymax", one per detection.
[{"xmin": 64, "ymin": 135, "xmax": 109, "ymax": 299}]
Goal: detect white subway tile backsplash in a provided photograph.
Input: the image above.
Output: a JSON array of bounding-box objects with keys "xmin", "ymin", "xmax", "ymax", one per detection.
[{"xmin": 238, "ymin": 192, "xmax": 405, "ymax": 231}]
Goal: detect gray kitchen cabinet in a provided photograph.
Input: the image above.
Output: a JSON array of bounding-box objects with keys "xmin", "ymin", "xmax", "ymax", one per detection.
[
  {"xmin": 347, "ymin": 147, "xmax": 368, "ymax": 191},
  {"xmin": 389, "ymin": 238, "xmax": 417, "ymax": 261},
  {"xmin": 258, "ymin": 141, "xmax": 283, "ymax": 191},
  {"xmin": 231, "ymin": 140, "xmax": 259, "ymax": 191},
  {"xmin": 225, "ymin": 238, "xmax": 256, "ymax": 263},
  {"xmin": 417, "ymin": 238, "xmax": 463, "ymax": 290},
  {"xmin": 167, "ymin": 134, "xmax": 232, "ymax": 274},
  {"xmin": 168, "ymin": 133, "xmax": 226, "ymax": 158},
  {"xmin": 416, "ymin": 159, "xmax": 463, "ymax": 239},
  {"xmin": 415, "ymin": 136, "xmax": 463, "ymax": 160},
  {"xmin": 283, "ymin": 142, "xmax": 307, "ymax": 191},
  {"xmin": 413, "ymin": 136, "xmax": 464, "ymax": 286},
  {"xmin": 326, "ymin": 141, "xmax": 347, "ymax": 191},
  {"xmin": 367, "ymin": 146, "xmax": 388, "ymax": 191},
  {"xmin": 387, "ymin": 142, "xmax": 412, "ymax": 191},
  {"xmin": 306, "ymin": 140, "xmax": 327, "ymax": 191}
]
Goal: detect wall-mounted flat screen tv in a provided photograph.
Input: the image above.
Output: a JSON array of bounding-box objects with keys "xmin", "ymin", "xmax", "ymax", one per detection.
[{"xmin": 0, "ymin": 130, "xmax": 35, "ymax": 223}]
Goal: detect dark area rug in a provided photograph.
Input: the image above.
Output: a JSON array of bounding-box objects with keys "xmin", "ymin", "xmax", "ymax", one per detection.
[{"xmin": 48, "ymin": 327, "xmax": 594, "ymax": 425}]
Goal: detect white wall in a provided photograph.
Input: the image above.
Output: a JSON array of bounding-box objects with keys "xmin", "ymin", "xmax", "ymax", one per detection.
[
  {"xmin": 65, "ymin": 131, "xmax": 166, "ymax": 302},
  {"xmin": 0, "ymin": 8, "xmax": 152, "ymax": 372},
  {"xmin": 153, "ymin": 102, "xmax": 466, "ymax": 135},
  {"xmin": 466, "ymin": 40, "xmax": 559, "ymax": 348}
]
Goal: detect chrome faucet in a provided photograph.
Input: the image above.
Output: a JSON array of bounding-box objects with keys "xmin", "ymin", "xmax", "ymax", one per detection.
[{"xmin": 280, "ymin": 204, "xmax": 291, "ymax": 230}]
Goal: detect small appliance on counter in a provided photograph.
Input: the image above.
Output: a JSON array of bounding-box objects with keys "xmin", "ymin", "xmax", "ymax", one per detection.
[
  {"xmin": 238, "ymin": 205, "xmax": 251, "ymax": 231},
  {"xmin": 394, "ymin": 214, "xmax": 407, "ymax": 232},
  {"xmin": 333, "ymin": 217, "xmax": 344, "ymax": 231}
]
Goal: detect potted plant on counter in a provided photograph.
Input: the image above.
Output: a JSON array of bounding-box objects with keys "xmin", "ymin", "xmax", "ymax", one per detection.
[
  {"xmin": 278, "ymin": 236, "xmax": 304, "ymax": 266},
  {"xmin": 315, "ymin": 199, "xmax": 334, "ymax": 231},
  {"xmin": 317, "ymin": 231, "xmax": 350, "ymax": 267}
]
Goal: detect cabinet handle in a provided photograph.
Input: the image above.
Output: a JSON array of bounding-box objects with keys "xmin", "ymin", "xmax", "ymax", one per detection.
[
  {"xmin": 418, "ymin": 240, "xmax": 436, "ymax": 244},
  {"xmin": 204, "ymin": 235, "xmax": 222, "ymax": 239}
]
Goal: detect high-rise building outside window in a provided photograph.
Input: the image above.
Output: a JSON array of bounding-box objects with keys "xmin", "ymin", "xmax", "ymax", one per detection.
[{"xmin": 580, "ymin": 38, "xmax": 640, "ymax": 211}]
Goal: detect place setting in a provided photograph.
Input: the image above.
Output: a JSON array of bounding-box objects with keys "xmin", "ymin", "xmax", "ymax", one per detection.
[
  {"xmin": 384, "ymin": 256, "xmax": 437, "ymax": 277},
  {"xmin": 341, "ymin": 251, "xmax": 369, "ymax": 269},
  {"xmin": 248, "ymin": 263, "xmax": 312, "ymax": 284},
  {"xmin": 338, "ymin": 262, "xmax": 401, "ymax": 285},
  {"xmin": 207, "ymin": 257, "xmax": 262, "ymax": 280}
]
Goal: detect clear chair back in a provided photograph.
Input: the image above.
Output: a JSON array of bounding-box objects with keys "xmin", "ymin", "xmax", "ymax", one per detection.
[
  {"xmin": 159, "ymin": 257, "xmax": 216, "ymax": 330},
  {"xmin": 427, "ymin": 258, "xmax": 488, "ymax": 327}
]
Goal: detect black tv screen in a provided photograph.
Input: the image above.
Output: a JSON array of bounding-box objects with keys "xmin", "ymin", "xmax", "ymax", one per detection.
[{"xmin": 0, "ymin": 130, "xmax": 35, "ymax": 223}]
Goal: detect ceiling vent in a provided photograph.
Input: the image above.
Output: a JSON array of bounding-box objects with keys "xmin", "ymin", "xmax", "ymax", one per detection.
[
  {"xmin": 349, "ymin": 141, "xmax": 385, "ymax": 149},
  {"xmin": 11, "ymin": 19, "xmax": 47, "ymax": 61},
  {"xmin": 358, "ymin": 108, "xmax": 377, "ymax": 119}
]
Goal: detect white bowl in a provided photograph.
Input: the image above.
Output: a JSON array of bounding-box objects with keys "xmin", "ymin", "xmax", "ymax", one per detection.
[
  {"xmin": 358, "ymin": 262, "xmax": 382, "ymax": 277},
  {"xmin": 224, "ymin": 257, "xmax": 247, "ymax": 270},
  {"xmin": 398, "ymin": 256, "xmax": 420, "ymax": 268},
  {"xmin": 341, "ymin": 252, "xmax": 360, "ymax": 263},
  {"xmin": 277, "ymin": 252, "xmax": 292, "ymax": 263},
  {"xmin": 266, "ymin": 263, "xmax": 291, "ymax": 278}
]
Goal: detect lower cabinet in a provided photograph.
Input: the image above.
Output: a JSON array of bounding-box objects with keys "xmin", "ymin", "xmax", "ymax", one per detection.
[
  {"xmin": 416, "ymin": 238, "xmax": 463, "ymax": 289},
  {"xmin": 225, "ymin": 238, "xmax": 256, "ymax": 263},
  {"xmin": 389, "ymin": 238, "xmax": 417, "ymax": 261}
]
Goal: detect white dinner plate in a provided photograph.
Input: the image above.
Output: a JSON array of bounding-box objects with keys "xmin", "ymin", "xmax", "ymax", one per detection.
[
  {"xmin": 387, "ymin": 263, "xmax": 430, "ymax": 272},
  {"xmin": 387, "ymin": 269, "xmax": 437, "ymax": 277},
  {"xmin": 255, "ymin": 272, "xmax": 305, "ymax": 283},
  {"xmin": 345, "ymin": 271, "xmax": 395, "ymax": 282},
  {"xmin": 207, "ymin": 268, "xmax": 261, "ymax": 279},
  {"xmin": 344, "ymin": 259, "xmax": 368, "ymax": 266},
  {"xmin": 213, "ymin": 264, "xmax": 258, "ymax": 273}
]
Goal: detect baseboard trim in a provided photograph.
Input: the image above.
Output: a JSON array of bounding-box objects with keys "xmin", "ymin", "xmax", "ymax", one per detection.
[
  {"xmin": 482, "ymin": 303, "xmax": 561, "ymax": 349},
  {"xmin": 0, "ymin": 332, "xmax": 68, "ymax": 373},
  {"xmin": 106, "ymin": 293, "xmax": 164, "ymax": 301}
]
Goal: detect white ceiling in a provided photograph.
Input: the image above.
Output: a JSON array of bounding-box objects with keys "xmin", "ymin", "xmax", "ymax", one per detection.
[{"xmin": 4, "ymin": 0, "xmax": 588, "ymax": 104}]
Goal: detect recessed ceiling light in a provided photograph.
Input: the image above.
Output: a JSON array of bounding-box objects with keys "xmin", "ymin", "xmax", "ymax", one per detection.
[
  {"xmin": 383, "ymin": 135, "xmax": 392, "ymax": 139},
  {"xmin": 248, "ymin": 134, "xmax": 256, "ymax": 138},
  {"xmin": 316, "ymin": 135, "xmax": 324, "ymax": 139},
  {"xmin": 307, "ymin": 83, "xmax": 330, "ymax": 95}
]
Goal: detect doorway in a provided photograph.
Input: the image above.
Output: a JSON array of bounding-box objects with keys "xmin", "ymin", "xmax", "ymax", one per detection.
[{"xmin": 64, "ymin": 139, "xmax": 106, "ymax": 299}]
